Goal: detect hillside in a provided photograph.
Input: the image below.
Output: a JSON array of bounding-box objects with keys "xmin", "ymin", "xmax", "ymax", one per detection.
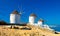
[{"xmin": 0, "ymin": 24, "xmax": 60, "ymax": 36}]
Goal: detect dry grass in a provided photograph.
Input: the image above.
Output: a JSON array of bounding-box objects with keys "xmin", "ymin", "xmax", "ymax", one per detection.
[{"xmin": 0, "ymin": 25, "xmax": 60, "ymax": 36}]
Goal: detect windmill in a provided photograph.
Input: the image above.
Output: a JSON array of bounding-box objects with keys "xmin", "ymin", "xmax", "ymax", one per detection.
[
  {"xmin": 38, "ymin": 18, "xmax": 45, "ymax": 25},
  {"xmin": 18, "ymin": 4, "xmax": 26, "ymax": 24},
  {"xmin": 18, "ymin": 4, "xmax": 25, "ymax": 15}
]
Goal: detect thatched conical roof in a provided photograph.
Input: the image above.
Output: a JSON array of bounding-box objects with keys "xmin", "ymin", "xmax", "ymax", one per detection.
[
  {"xmin": 39, "ymin": 18, "xmax": 44, "ymax": 22},
  {"xmin": 11, "ymin": 10, "xmax": 20, "ymax": 15},
  {"xmin": 30, "ymin": 13, "xmax": 37, "ymax": 17}
]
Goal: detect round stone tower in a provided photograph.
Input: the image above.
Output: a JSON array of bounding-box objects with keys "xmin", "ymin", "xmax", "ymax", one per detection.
[
  {"xmin": 10, "ymin": 10, "xmax": 20, "ymax": 24},
  {"xmin": 38, "ymin": 18, "xmax": 44, "ymax": 26},
  {"xmin": 29, "ymin": 13, "xmax": 36, "ymax": 24}
]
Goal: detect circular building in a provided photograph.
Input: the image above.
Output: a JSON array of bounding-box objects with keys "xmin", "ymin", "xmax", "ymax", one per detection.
[
  {"xmin": 10, "ymin": 10, "xmax": 20, "ymax": 24},
  {"xmin": 38, "ymin": 18, "xmax": 44, "ymax": 25},
  {"xmin": 29, "ymin": 13, "xmax": 37, "ymax": 24}
]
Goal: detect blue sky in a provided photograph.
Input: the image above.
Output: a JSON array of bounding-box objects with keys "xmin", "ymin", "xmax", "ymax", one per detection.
[{"xmin": 0, "ymin": 0, "xmax": 60, "ymax": 25}]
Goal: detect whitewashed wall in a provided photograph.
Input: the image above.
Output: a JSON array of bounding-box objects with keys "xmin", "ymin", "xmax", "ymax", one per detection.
[
  {"xmin": 38, "ymin": 21, "xmax": 43, "ymax": 26},
  {"xmin": 29, "ymin": 16, "xmax": 35, "ymax": 24},
  {"xmin": 10, "ymin": 14, "xmax": 20, "ymax": 24}
]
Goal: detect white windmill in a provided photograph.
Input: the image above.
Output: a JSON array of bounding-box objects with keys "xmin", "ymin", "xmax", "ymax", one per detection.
[
  {"xmin": 37, "ymin": 18, "xmax": 44, "ymax": 27},
  {"xmin": 10, "ymin": 4, "xmax": 25, "ymax": 24},
  {"xmin": 29, "ymin": 13, "xmax": 37, "ymax": 25},
  {"xmin": 10, "ymin": 10, "xmax": 20, "ymax": 24}
]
